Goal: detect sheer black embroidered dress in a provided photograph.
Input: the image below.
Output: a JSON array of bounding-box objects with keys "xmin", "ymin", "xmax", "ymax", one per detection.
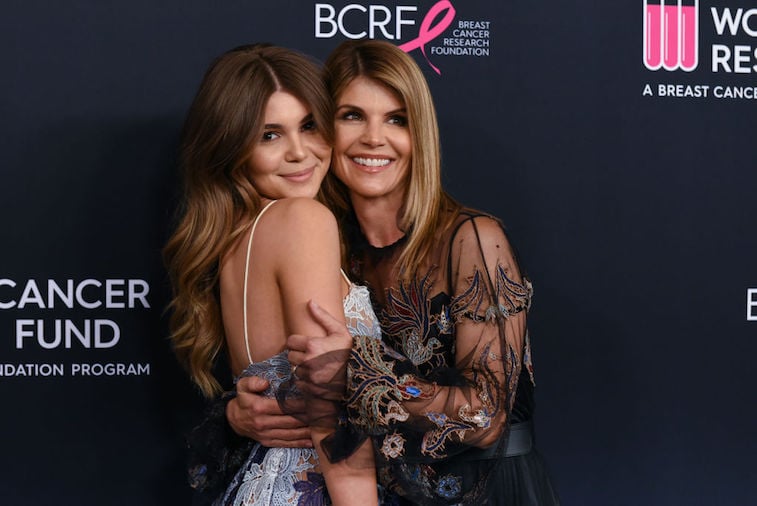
[{"xmin": 342, "ymin": 208, "xmax": 559, "ymax": 506}]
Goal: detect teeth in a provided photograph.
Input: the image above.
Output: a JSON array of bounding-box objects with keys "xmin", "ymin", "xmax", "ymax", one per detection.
[{"xmin": 353, "ymin": 157, "xmax": 390, "ymax": 167}]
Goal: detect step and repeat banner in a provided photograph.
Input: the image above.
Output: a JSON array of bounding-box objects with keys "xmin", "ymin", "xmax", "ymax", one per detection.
[{"xmin": 1, "ymin": 1, "xmax": 755, "ymax": 504}]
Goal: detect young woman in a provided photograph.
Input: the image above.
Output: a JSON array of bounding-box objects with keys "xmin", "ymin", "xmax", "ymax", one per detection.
[
  {"xmin": 230, "ymin": 40, "xmax": 559, "ymax": 505},
  {"xmin": 164, "ymin": 44, "xmax": 378, "ymax": 506}
]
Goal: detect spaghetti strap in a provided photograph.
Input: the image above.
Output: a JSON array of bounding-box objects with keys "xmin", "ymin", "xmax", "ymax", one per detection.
[
  {"xmin": 242, "ymin": 200, "xmax": 278, "ymax": 365},
  {"xmin": 339, "ymin": 269, "xmax": 352, "ymax": 288}
]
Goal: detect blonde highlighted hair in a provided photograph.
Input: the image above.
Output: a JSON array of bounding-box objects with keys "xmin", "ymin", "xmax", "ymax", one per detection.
[
  {"xmin": 164, "ymin": 44, "xmax": 333, "ymax": 397},
  {"xmin": 322, "ymin": 39, "xmax": 459, "ymax": 277}
]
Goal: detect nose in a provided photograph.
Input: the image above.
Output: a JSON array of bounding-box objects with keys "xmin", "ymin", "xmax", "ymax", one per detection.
[
  {"xmin": 360, "ymin": 120, "xmax": 385, "ymax": 147},
  {"xmin": 285, "ymin": 133, "xmax": 306, "ymax": 162}
]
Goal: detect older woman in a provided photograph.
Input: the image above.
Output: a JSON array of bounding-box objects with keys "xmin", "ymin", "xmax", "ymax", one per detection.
[{"xmin": 231, "ymin": 40, "xmax": 559, "ymax": 505}]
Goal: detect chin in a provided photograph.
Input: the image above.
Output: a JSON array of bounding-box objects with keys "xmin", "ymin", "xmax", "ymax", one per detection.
[{"xmin": 297, "ymin": 187, "xmax": 321, "ymax": 199}]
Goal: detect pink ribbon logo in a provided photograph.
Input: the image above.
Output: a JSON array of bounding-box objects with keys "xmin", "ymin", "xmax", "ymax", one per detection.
[{"xmin": 399, "ymin": 0, "xmax": 456, "ymax": 75}]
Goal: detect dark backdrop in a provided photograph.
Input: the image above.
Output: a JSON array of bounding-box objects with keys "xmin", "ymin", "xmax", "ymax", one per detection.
[{"xmin": 1, "ymin": 1, "xmax": 755, "ymax": 504}]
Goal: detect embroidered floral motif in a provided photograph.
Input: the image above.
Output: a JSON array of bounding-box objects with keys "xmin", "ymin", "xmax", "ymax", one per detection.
[
  {"xmin": 384, "ymin": 400, "xmax": 411, "ymax": 425},
  {"xmin": 458, "ymin": 404, "xmax": 491, "ymax": 429},
  {"xmin": 397, "ymin": 375, "xmax": 434, "ymax": 399},
  {"xmin": 403, "ymin": 328, "xmax": 442, "ymax": 366},
  {"xmin": 343, "ymin": 283, "xmax": 383, "ymax": 340},
  {"xmin": 425, "ymin": 412, "xmax": 448, "ymax": 427},
  {"xmin": 188, "ymin": 464, "xmax": 207, "ymax": 490},
  {"xmin": 449, "ymin": 270, "xmax": 486, "ymax": 322},
  {"xmin": 419, "ymin": 341, "xmax": 505, "ymax": 457},
  {"xmin": 485, "ymin": 305, "xmax": 500, "ymax": 321},
  {"xmin": 434, "ymin": 305, "xmax": 452, "ymax": 334},
  {"xmin": 523, "ymin": 330, "xmax": 536, "ymax": 386},
  {"xmin": 225, "ymin": 446, "xmax": 317, "ymax": 505},
  {"xmin": 381, "ymin": 432, "xmax": 406, "ymax": 459},
  {"xmin": 473, "ymin": 342, "xmax": 501, "ymax": 414},
  {"xmin": 421, "ymin": 417, "xmax": 476, "ymax": 458},
  {"xmin": 293, "ymin": 472, "xmax": 328, "ymax": 506},
  {"xmin": 347, "ymin": 335, "xmax": 410, "ymax": 433},
  {"xmin": 495, "ymin": 265, "xmax": 532, "ymax": 315},
  {"xmin": 408, "ymin": 465, "xmax": 436, "ymax": 499},
  {"xmin": 238, "ymin": 351, "xmax": 293, "ymax": 397},
  {"xmin": 435, "ymin": 475, "xmax": 462, "ymax": 500},
  {"xmin": 451, "ymin": 265, "xmax": 532, "ymax": 323},
  {"xmin": 381, "ymin": 272, "xmax": 442, "ymax": 366}
]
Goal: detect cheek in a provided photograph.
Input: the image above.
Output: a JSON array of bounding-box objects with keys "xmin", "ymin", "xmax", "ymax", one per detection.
[
  {"xmin": 248, "ymin": 148, "xmax": 277, "ymax": 177},
  {"xmin": 333, "ymin": 126, "xmax": 356, "ymax": 155},
  {"xmin": 310, "ymin": 139, "xmax": 332, "ymax": 161},
  {"xmin": 398, "ymin": 134, "xmax": 412, "ymax": 158},
  {"xmin": 331, "ymin": 157, "xmax": 351, "ymax": 183}
]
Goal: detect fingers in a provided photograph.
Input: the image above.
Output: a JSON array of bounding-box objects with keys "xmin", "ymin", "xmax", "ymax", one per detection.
[
  {"xmin": 226, "ymin": 396, "xmax": 253, "ymax": 438},
  {"xmin": 256, "ymin": 427, "xmax": 312, "ymax": 444},
  {"xmin": 235, "ymin": 375, "xmax": 270, "ymax": 394},
  {"xmin": 245, "ymin": 413, "xmax": 309, "ymax": 431},
  {"xmin": 234, "ymin": 390, "xmax": 282, "ymax": 415},
  {"xmin": 287, "ymin": 335, "xmax": 307, "ymax": 352},
  {"xmin": 260, "ymin": 437, "xmax": 314, "ymax": 449},
  {"xmin": 308, "ymin": 300, "xmax": 349, "ymax": 335},
  {"xmin": 227, "ymin": 374, "xmax": 316, "ymax": 447},
  {"xmin": 267, "ymin": 415, "xmax": 310, "ymax": 431},
  {"xmin": 237, "ymin": 413, "xmax": 312, "ymax": 447},
  {"xmin": 289, "ymin": 301, "xmax": 351, "ymax": 359},
  {"xmin": 227, "ymin": 394, "xmax": 312, "ymax": 444}
]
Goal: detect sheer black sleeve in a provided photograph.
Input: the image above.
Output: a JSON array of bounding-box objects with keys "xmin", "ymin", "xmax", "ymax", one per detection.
[{"xmin": 345, "ymin": 215, "xmax": 532, "ymax": 462}]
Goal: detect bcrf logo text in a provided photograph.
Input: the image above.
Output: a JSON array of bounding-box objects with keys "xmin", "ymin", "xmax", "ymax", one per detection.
[{"xmin": 315, "ymin": 3, "xmax": 418, "ymax": 39}]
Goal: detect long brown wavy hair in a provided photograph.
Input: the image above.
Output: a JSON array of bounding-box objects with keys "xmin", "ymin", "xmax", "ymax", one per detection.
[
  {"xmin": 164, "ymin": 44, "xmax": 333, "ymax": 397},
  {"xmin": 321, "ymin": 40, "xmax": 460, "ymax": 278}
]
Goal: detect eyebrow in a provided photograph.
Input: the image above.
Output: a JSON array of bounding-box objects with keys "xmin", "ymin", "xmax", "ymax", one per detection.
[
  {"xmin": 263, "ymin": 113, "xmax": 314, "ymax": 130},
  {"xmin": 336, "ymin": 104, "xmax": 407, "ymax": 115}
]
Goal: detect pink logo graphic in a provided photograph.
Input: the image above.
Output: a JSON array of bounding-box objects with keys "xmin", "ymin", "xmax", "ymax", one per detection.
[
  {"xmin": 644, "ymin": 0, "xmax": 698, "ymax": 71},
  {"xmin": 399, "ymin": 0, "xmax": 456, "ymax": 74}
]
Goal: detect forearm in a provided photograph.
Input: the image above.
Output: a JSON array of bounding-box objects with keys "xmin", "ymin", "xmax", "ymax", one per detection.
[
  {"xmin": 313, "ymin": 429, "xmax": 378, "ymax": 506},
  {"xmin": 347, "ymin": 334, "xmax": 514, "ymax": 449}
]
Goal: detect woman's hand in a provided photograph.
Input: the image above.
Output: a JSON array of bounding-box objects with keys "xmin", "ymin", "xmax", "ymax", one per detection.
[
  {"xmin": 226, "ymin": 375, "xmax": 312, "ymax": 447},
  {"xmin": 286, "ymin": 300, "xmax": 353, "ymax": 419},
  {"xmin": 287, "ymin": 300, "xmax": 353, "ymax": 366}
]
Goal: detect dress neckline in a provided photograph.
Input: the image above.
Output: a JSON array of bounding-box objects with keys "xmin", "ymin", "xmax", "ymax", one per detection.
[{"xmin": 365, "ymin": 233, "xmax": 407, "ymax": 252}]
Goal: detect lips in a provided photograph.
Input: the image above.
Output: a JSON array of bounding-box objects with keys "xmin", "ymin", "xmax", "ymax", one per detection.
[{"xmin": 281, "ymin": 166, "xmax": 315, "ymax": 182}]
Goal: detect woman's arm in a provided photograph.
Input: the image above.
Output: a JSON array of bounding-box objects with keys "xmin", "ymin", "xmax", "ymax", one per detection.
[
  {"xmin": 298, "ymin": 215, "xmax": 528, "ymax": 457},
  {"xmin": 269, "ymin": 197, "xmax": 377, "ymax": 506},
  {"xmin": 443, "ymin": 215, "xmax": 528, "ymax": 447}
]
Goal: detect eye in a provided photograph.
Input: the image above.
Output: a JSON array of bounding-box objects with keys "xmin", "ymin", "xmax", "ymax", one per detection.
[
  {"xmin": 388, "ymin": 114, "xmax": 408, "ymax": 127},
  {"xmin": 339, "ymin": 110, "xmax": 362, "ymax": 121},
  {"xmin": 260, "ymin": 130, "xmax": 280, "ymax": 142},
  {"xmin": 301, "ymin": 119, "xmax": 317, "ymax": 132}
]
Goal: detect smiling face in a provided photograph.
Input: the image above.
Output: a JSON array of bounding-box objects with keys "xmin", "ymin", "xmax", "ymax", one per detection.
[
  {"xmin": 247, "ymin": 91, "xmax": 331, "ymax": 200},
  {"xmin": 332, "ymin": 76, "xmax": 412, "ymax": 205}
]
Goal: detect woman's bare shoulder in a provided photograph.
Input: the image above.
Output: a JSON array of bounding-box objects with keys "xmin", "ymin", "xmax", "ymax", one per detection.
[
  {"xmin": 265, "ymin": 197, "xmax": 337, "ymax": 228},
  {"xmin": 257, "ymin": 198, "xmax": 339, "ymax": 256}
]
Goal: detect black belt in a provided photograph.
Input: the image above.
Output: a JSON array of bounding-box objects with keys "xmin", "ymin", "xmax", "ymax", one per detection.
[{"xmin": 458, "ymin": 421, "xmax": 533, "ymax": 461}]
